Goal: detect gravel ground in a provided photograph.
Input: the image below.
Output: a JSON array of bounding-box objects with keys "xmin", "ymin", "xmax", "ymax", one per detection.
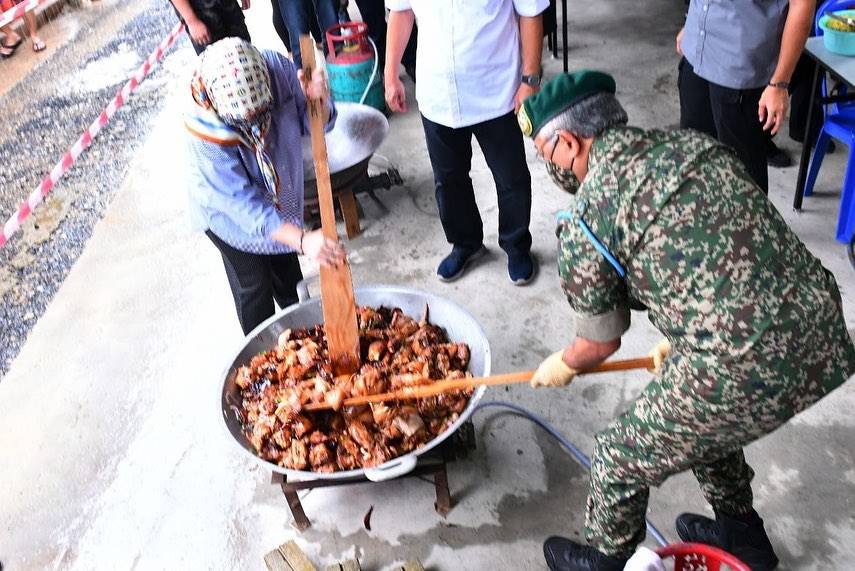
[{"xmin": 0, "ymin": 0, "xmax": 187, "ymax": 376}]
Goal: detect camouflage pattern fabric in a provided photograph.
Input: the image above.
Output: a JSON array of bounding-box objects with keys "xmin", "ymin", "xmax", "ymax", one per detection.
[{"xmin": 554, "ymin": 126, "xmax": 855, "ymax": 556}]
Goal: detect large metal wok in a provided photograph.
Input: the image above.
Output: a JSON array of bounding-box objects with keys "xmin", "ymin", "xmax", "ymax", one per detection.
[
  {"xmin": 302, "ymin": 101, "xmax": 388, "ymax": 186},
  {"xmin": 220, "ymin": 284, "xmax": 491, "ymax": 482},
  {"xmin": 301, "ymin": 102, "xmax": 398, "ymax": 236}
]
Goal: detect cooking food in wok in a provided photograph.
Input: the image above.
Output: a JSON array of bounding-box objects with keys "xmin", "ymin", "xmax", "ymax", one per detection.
[{"xmin": 235, "ymin": 305, "xmax": 474, "ymax": 473}]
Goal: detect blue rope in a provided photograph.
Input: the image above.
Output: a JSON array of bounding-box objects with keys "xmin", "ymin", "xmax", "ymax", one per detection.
[
  {"xmin": 473, "ymin": 400, "xmax": 669, "ymax": 547},
  {"xmin": 556, "ymin": 210, "xmax": 626, "ymax": 278},
  {"xmin": 577, "ymin": 218, "xmax": 626, "ymax": 278}
]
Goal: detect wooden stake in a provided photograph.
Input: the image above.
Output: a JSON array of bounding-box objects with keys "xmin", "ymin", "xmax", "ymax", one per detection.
[
  {"xmin": 303, "ymin": 356, "xmax": 655, "ymax": 411},
  {"xmin": 299, "ymin": 35, "xmax": 360, "ymax": 375}
]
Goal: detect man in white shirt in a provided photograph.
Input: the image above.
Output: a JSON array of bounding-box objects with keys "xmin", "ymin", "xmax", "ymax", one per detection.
[{"xmin": 384, "ymin": 0, "xmax": 549, "ymax": 285}]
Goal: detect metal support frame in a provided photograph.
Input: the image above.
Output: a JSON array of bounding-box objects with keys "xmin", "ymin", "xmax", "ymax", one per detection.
[
  {"xmin": 793, "ymin": 58, "xmax": 855, "ymax": 210},
  {"xmin": 561, "ymin": 0, "xmax": 568, "ymax": 72},
  {"xmin": 270, "ymin": 423, "xmax": 476, "ymax": 531},
  {"xmin": 545, "ymin": 0, "xmax": 567, "ymax": 71},
  {"xmin": 303, "ymin": 167, "xmax": 403, "ymax": 238}
]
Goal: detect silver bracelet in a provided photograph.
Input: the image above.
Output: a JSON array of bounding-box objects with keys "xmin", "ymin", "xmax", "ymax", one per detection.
[{"xmin": 299, "ymin": 229, "xmax": 305, "ymax": 255}]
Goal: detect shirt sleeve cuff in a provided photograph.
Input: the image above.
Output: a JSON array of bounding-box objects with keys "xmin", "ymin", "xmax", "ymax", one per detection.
[
  {"xmin": 386, "ymin": 0, "xmax": 412, "ymax": 10},
  {"xmin": 574, "ymin": 306, "xmax": 630, "ymax": 342},
  {"xmin": 513, "ymin": 0, "xmax": 549, "ymax": 17},
  {"xmin": 261, "ymin": 208, "xmax": 284, "ymax": 239},
  {"xmin": 325, "ymin": 99, "xmax": 337, "ymax": 133}
]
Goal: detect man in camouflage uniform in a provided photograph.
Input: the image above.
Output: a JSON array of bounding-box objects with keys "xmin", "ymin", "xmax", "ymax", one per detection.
[{"xmin": 518, "ymin": 71, "xmax": 855, "ymax": 571}]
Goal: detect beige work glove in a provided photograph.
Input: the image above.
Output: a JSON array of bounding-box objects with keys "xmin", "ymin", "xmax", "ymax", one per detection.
[
  {"xmin": 647, "ymin": 339, "xmax": 672, "ymax": 375},
  {"xmin": 530, "ymin": 351, "xmax": 578, "ymax": 388}
]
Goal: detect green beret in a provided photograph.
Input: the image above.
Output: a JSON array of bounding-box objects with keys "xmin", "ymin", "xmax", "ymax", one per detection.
[{"xmin": 518, "ymin": 70, "xmax": 616, "ymax": 138}]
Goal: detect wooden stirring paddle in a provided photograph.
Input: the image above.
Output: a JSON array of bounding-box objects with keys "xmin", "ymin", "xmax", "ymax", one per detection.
[
  {"xmin": 300, "ymin": 35, "xmax": 361, "ymax": 376},
  {"xmin": 302, "ymin": 356, "xmax": 654, "ymax": 412}
]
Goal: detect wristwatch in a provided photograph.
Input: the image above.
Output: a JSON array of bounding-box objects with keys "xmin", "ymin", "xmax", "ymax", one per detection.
[
  {"xmin": 768, "ymin": 80, "xmax": 790, "ymax": 90},
  {"xmin": 521, "ymin": 73, "xmax": 542, "ymax": 87}
]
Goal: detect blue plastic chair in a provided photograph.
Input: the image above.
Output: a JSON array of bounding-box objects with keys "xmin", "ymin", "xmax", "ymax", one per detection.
[{"xmin": 803, "ymin": 0, "xmax": 855, "ymax": 242}]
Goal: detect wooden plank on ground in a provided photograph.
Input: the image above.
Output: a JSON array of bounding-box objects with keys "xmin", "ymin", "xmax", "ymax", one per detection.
[
  {"xmin": 264, "ymin": 549, "xmax": 292, "ymax": 571},
  {"xmin": 401, "ymin": 561, "xmax": 424, "ymax": 571},
  {"xmin": 324, "ymin": 558, "xmax": 360, "ymax": 571},
  {"xmin": 278, "ymin": 540, "xmax": 318, "ymax": 571}
]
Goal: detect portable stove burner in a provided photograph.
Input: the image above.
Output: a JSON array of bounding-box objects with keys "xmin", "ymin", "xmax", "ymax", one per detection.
[{"xmin": 301, "ymin": 102, "xmax": 400, "ymax": 238}]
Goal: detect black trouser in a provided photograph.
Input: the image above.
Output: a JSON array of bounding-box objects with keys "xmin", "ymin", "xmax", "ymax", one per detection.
[
  {"xmin": 172, "ymin": 0, "xmax": 251, "ymax": 55},
  {"xmin": 421, "ymin": 111, "xmax": 532, "ymax": 257},
  {"xmin": 678, "ymin": 58, "xmax": 768, "ymax": 193},
  {"xmin": 271, "ymin": 0, "xmax": 291, "ymax": 51},
  {"xmin": 277, "ymin": 0, "xmax": 337, "ymax": 69},
  {"xmin": 789, "ymin": 50, "xmax": 823, "ymax": 143},
  {"xmin": 206, "ymin": 231, "xmax": 303, "ymax": 335}
]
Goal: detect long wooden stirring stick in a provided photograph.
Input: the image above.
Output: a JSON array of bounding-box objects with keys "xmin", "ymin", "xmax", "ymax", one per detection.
[
  {"xmin": 302, "ymin": 356, "xmax": 654, "ymax": 412},
  {"xmin": 300, "ymin": 35, "xmax": 361, "ymax": 376}
]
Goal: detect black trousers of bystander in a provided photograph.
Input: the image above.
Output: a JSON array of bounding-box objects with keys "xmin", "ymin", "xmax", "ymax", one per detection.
[
  {"xmin": 678, "ymin": 58, "xmax": 769, "ymax": 194},
  {"xmin": 789, "ymin": 50, "xmax": 823, "ymax": 144},
  {"xmin": 172, "ymin": 0, "xmax": 251, "ymax": 55},
  {"xmin": 420, "ymin": 111, "xmax": 533, "ymax": 258},
  {"xmin": 206, "ymin": 230, "xmax": 303, "ymax": 335}
]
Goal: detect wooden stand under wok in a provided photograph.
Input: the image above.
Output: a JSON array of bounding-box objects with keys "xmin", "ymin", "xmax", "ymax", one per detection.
[{"xmin": 271, "ymin": 422, "xmax": 476, "ymax": 531}]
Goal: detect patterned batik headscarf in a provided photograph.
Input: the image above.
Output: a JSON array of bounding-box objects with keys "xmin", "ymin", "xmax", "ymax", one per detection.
[{"xmin": 190, "ymin": 38, "xmax": 282, "ymax": 209}]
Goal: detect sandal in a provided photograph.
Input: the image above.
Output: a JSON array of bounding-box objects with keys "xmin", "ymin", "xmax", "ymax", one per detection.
[
  {"xmin": 0, "ymin": 37, "xmax": 23, "ymax": 58},
  {"xmin": 32, "ymin": 38, "xmax": 46, "ymax": 53}
]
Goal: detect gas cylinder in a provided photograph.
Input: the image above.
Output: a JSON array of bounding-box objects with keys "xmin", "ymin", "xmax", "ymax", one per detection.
[{"xmin": 325, "ymin": 21, "xmax": 385, "ymax": 112}]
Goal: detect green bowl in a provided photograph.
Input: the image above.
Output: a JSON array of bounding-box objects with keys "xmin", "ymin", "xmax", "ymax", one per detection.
[{"xmin": 820, "ymin": 10, "xmax": 855, "ymax": 56}]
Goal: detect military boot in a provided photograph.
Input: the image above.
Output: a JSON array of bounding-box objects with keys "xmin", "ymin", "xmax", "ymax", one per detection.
[
  {"xmin": 676, "ymin": 509, "xmax": 779, "ymax": 570},
  {"xmin": 543, "ymin": 537, "xmax": 628, "ymax": 571}
]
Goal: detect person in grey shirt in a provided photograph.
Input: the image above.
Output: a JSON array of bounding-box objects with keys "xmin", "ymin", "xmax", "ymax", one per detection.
[{"xmin": 677, "ymin": 0, "xmax": 814, "ymax": 194}]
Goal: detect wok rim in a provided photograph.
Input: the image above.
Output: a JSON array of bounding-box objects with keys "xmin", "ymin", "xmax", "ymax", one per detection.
[
  {"xmin": 219, "ymin": 284, "xmax": 491, "ymax": 481},
  {"xmin": 303, "ymin": 101, "xmax": 390, "ymax": 181}
]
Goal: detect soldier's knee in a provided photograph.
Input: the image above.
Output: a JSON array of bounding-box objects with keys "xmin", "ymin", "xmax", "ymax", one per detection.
[
  {"xmin": 591, "ymin": 429, "xmax": 670, "ymax": 488},
  {"xmin": 593, "ymin": 426, "xmax": 623, "ymax": 454},
  {"xmin": 591, "ymin": 432, "xmax": 625, "ymax": 481}
]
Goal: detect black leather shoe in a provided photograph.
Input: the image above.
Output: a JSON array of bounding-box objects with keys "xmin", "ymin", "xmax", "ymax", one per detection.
[
  {"xmin": 765, "ymin": 140, "xmax": 792, "ymax": 168},
  {"xmin": 676, "ymin": 512, "xmax": 722, "ymax": 545},
  {"xmin": 676, "ymin": 510, "xmax": 779, "ymax": 570},
  {"xmin": 543, "ymin": 537, "xmax": 628, "ymax": 571}
]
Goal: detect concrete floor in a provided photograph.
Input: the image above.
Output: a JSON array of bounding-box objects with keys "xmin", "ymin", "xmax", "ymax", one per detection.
[
  {"xmin": 0, "ymin": 0, "xmax": 190, "ymax": 373},
  {"xmin": 0, "ymin": 0, "xmax": 78, "ymax": 94},
  {"xmin": 2, "ymin": 1, "xmax": 855, "ymax": 570}
]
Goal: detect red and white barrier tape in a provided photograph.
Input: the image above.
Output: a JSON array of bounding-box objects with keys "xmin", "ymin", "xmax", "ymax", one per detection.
[
  {"xmin": 0, "ymin": 0, "xmax": 46, "ymax": 30},
  {"xmin": 0, "ymin": 21, "xmax": 185, "ymax": 249}
]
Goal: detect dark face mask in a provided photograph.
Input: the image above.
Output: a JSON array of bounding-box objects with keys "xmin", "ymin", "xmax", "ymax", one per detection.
[{"xmin": 546, "ymin": 157, "xmax": 581, "ymax": 194}]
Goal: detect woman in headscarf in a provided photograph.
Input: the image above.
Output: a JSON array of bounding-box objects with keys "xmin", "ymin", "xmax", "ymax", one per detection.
[{"xmin": 185, "ymin": 37, "xmax": 345, "ymax": 335}]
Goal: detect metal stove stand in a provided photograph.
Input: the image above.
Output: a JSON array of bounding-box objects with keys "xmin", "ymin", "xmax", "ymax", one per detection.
[
  {"xmin": 271, "ymin": 421, "xmax": 476, "ymax": 531},
  {"xmin": 303, "ymin": 162, "xmax": 403, "ymax": 239}
]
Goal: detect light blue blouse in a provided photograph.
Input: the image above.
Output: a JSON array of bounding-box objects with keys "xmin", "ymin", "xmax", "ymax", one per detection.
[{"xmin": 186, "ymin": 50, "xmax": 336, "ymax": 254}]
